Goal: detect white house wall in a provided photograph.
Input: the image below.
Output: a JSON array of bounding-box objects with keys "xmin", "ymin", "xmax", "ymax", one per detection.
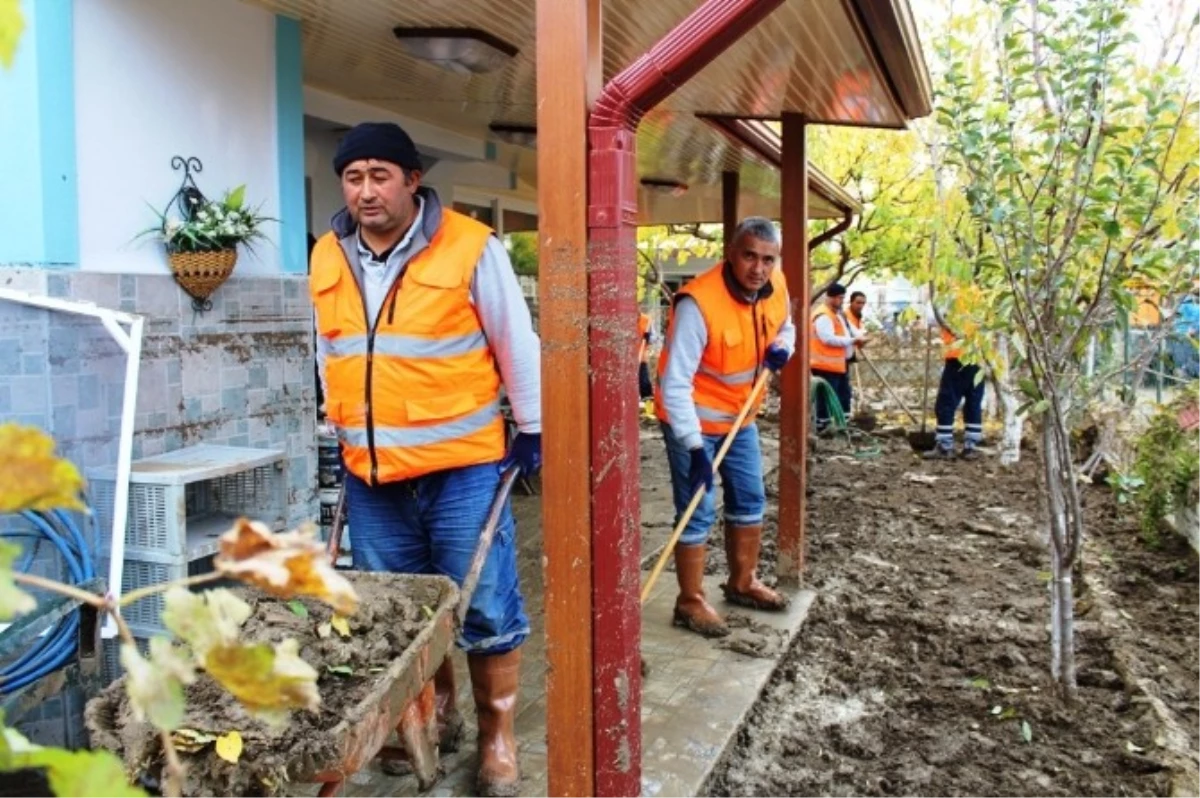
[{"xmin": 73, "ymin": 0, "xmax": 283, "ymax": 275}]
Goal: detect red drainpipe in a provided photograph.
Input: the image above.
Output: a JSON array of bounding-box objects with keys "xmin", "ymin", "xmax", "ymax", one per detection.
[{"xmin": 586, "ymin": 1, "xmax": 786, "ymax": 795}]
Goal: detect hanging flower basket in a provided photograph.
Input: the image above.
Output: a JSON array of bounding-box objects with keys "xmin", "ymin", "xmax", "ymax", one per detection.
[
  {"xmin": 167, "ymin": 248, "xmax": 239, "ymax": 304},
  {"xmin": 139, "ymin": 156, "xmax": 274, "ymax": 312}
]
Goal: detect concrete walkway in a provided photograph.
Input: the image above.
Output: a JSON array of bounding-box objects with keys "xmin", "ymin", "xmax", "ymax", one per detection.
[{"xmin": 327, "ymin": 430, "xmax": 810, "ymax": 798}]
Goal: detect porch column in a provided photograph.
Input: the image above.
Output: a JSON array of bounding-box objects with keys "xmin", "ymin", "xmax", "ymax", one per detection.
[
  {"xmin": 536, "ymin": 0, "xmax": 600, "ymax": 793},
  {"xmin": 722, "ymin": 169, "xmax": 739, "ymax": 245},
  {"xmin": 777, "ymin": 112, "xmax": 808, "ymax": 583}
]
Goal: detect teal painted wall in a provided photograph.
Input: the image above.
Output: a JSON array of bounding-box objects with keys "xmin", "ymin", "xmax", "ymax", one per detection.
[{"xmin": 0, "ymin": 0, "xmax": 78, "ymax": 267}]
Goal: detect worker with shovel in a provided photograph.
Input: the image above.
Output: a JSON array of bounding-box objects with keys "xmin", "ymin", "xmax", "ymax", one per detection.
[
  {"xmin": 310, "ymin": 122, "xmax": 539, "ymax": 796},
  {"xmin": 924, "ymin": 319, "xmax": 985, "ymax": 461},
  {"xmin": 654, "ymin": 217, "xmax": 793, "ymax": 638},
  {"xmin": 811, "ymin": 283, "xmax": 866, "ymax": 435}
]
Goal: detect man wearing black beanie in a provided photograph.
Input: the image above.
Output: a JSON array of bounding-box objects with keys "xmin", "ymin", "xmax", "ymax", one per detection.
[{"xmin": 311, "ymin": 121, "xmax": 540, "ymax": 796}]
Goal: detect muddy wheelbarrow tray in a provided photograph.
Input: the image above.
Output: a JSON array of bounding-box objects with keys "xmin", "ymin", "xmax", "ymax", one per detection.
[{"xmin": 301, "ymin": 572, "xmax": 460, "ymax": 797}]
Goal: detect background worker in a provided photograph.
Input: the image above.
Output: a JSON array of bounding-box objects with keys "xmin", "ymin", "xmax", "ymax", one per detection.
[
  {"xmin": 310, "ymin": 122, "xmax": 540, "ymax": 797},
  {"xmin": 655, "ymin": 217, "xmax": 794, "ymax": 639},
  {"xmin": 638, "ymin": 310, "xmax": 655, "ymax": 400},
  {"xmin": 841, "ymin": 290, "xmax": 867, "ymax": 412},
  {"xmin": 810, "ymin": 283, "xmax": 865, "ymax": 434},
  {"xmin": 924, "ymin": 315, "xmax": 985, "ymax": 461}
]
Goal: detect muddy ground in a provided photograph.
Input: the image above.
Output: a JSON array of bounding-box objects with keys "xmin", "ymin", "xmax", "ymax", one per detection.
[
  {"xmin": 708, "ymin": 429, "xmax": 1199, "ymax": 797},
  {"xmin": 86, "ymin": 573, "xmax": 444, "ymax": 797}
]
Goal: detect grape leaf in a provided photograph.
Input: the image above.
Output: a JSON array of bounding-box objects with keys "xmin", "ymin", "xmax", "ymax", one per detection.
[
  {"xmin": 120, "ymin": 639, "xmax": 195, "ymax": 731},
  {"xmin": 0, "ymin": 540, "xmax": 36, "ymax": 622},
  {"xmin": 0, "ymin": 423, "xmax": 85, "ymax": 513},
  {"xmin": 215, "ymin": 519, "xmax": 358, "ymax": 615},
  {"xmin": 161, "ymin": 587, "xmax": 251, "ymax": 658},
  {"xmin": 204, "ymin": 638, "xmax": 319, "ymax": 727}
]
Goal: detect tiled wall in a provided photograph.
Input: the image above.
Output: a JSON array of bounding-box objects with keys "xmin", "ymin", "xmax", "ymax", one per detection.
[{"xmin": 0, "ymin": 266, "xmax": 318, "ymax": 744}]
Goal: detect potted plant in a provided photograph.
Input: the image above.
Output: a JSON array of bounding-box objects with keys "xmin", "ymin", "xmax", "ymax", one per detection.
[{"xmin": 142, "ymin": 159, "xmax": 273, "ymax": 310}]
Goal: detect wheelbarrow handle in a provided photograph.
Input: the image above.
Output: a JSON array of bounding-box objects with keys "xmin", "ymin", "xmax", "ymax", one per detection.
[
  {"xmin": 456, "ymin": 464, "xmax": 522, "ymax": 627},
  {"xmin": 325, "ymin": 481, "xmax": 348, "ymax": 565}
]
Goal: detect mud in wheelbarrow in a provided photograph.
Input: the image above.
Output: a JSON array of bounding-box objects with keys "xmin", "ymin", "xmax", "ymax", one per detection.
[{"xmin": 86, "ymin": 572, "xmax": 461, "ymax": 797}]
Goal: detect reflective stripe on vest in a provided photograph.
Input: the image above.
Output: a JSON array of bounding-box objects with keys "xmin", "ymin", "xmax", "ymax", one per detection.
[
  {"xmin": 310, "ymin": 209, "xmax": 506, "ymax": 484},
  {"xmin": 654, "ymin": 263, "xmax": 790, "ymax": 436},
  {"xmin": 810, "ymin": 305, "xmax": 849, "ymax": 374}
]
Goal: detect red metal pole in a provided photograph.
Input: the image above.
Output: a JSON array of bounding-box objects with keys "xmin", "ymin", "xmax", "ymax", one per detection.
[
  {"xmin": 777, "ymin": 112, "xmax": 808, "ymax": 584},
  {"xmin": 587, "ymin": 1, "xmax": 786, "ymax": 794}
]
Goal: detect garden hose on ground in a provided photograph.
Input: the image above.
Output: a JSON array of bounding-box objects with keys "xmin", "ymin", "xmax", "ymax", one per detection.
[
  {"xmin": 0, "ymin": 507, "xmax": 95, "ymax": 695},
  {"xmin": 811, "ymin": 376, "xmax": 883, "ymax": 460}
]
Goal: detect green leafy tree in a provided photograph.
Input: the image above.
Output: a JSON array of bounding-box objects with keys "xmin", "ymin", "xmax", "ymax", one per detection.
[{"xmin": 938, "ymin": 0, "xmax": 1198, "ymax": 698}]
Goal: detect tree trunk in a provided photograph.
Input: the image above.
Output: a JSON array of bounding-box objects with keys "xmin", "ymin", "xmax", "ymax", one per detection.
[
  {"xmin": 994, "ymin": 338, "xmax": 1025, "ymax": 465},
  {"xmin": 1042, "ymin": 418, "xmax": 1079, "ymax": 700}
]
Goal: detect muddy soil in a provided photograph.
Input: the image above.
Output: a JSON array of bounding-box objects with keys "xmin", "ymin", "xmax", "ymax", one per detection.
[
  {"xmin": 709, "ymin": 433, "xmax": 1199, "ymax": 797},
  {"xmin": 86, "ymin": 572, "xmax": 446, "ymax": 797}
]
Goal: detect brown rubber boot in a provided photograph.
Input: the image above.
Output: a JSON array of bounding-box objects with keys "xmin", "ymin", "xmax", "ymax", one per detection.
[
  {"xmin": 722, "ymin": 524, "xmax": 789, "ymax": 611},
  {"xmin": 469, "ymin": 648, "xmax": 522, "ymax": 797},
  {"xmin": 380, "ymin": 656, "xmax": 464, "ymax": 776},
  {"xmin": 673, "ymin": 543, "xmax": 730, "ymax": 637}
]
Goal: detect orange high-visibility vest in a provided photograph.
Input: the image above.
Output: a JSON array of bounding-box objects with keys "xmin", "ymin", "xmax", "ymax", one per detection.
[
  {"xmin": 810, "ymin": 305, "xmax": 849, "ymax": 374},
  {"xmin": 941, "ymin": 326, "xmax": 963, "ymax": 360},
  {"xmin": 654, "ymin": 263, "xmax": 790, "ymax": 436},
  {"xmin": 310, "ymin": 210, "xmax": 506, "ymax": 485},
  {"xmin": 638, "ymin": 312, "xmax": 651, "ymax": 363}
]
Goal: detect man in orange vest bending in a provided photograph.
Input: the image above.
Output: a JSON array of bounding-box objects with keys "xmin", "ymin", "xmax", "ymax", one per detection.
[
  {"xmin": 654, "ymin": 217, "xmax": 793, "ymax": 638},
  {"xmin": 810, "ymin": 283, "xmax": 866, "ymax": 433},
  {"xmin": 310, "ymin": 123, "xmax": 540, "ymax": 796},
  {"xmin": 924, "ymin": 320, "xmax": 985, "ymax": 461}
]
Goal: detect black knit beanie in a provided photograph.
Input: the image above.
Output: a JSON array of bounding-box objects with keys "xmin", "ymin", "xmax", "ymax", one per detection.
[{"xmin": 333, "ymin": 122, "xmax": 422, "ymax": 175}]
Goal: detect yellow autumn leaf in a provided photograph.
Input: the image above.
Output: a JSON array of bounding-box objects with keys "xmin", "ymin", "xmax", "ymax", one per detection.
[
  {"xmin": 204, "ymin": 638, "xmax": 320, "ymax": 727},
  {"xmin": 120, "ymin": 639, "xmax": 196, "ymax": 732},
  {"xmin": 0, "ymin": 424, "xmax": 85, "ymax": 513},
  {"xmin": 214, "ymin": 519, "xmax": 358, "ymax": 615},
  {"xmin": 0, "ymin": 540, "xmax": 36, "ymax": 621},
  {"xmin": 0, "ymin": 0, "xmax": 24, "ymax": 70},
  {"xmin": 214, "ymin": 731, "xmax": 243, "ymax": 764},
  {"xmin": 330, "ymin": 615, "xmax": 351, "ymax": 638},
  {"xmin": 160, "ymin": 587, "xmax": 251, "ymax": 658}
]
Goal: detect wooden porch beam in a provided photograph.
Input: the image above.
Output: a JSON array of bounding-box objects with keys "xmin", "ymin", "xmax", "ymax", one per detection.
[
  {"xmin": 537, "ymin": 0, "xmax": 597, "ymax": 793},
  {"xmin": 777, "ymin": 112, "xmax": 808, "ymax": 584},
  {"xmin": 722, "ymin": 169, "xmax": 739, "ymax": 247}
]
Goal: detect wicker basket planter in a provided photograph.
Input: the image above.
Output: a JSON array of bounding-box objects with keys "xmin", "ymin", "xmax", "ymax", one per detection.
[{"xmin": 168, "ymin": 248, "xmax": 238, "ymax": 309}]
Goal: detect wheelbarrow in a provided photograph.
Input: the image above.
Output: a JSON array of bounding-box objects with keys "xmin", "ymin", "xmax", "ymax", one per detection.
[
  {"xmin": 306, "ymin": 465, "xmax": 520, "ymax": 796},
  {"xmin": 87, "ymin": 467, "xmax": 520, "ymax": 798}
]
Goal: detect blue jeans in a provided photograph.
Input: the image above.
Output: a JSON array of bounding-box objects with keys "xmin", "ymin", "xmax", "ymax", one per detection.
[
  {"xmin": 935, "ymin": 359, "xmax": 985, "ymax": 447},
  {"xmin": 345, "ymin": 462, "xmax": 529, "ymax": 654},
  {"xmin": 660, "ymin": 422, "xmax": 766, "ymax": 546}
]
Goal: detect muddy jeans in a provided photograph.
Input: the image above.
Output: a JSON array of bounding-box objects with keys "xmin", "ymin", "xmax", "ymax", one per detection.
[
  {"xmin": 661, "ymin": 421, "xmax": 766, "ymax": 546},
  {"xmin": 345, "ymin": 462, "xmax": 529, "ymax": 654}
]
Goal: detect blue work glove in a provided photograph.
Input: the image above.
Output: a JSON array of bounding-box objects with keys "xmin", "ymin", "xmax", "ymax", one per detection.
[
  {"xmin": 688, "ymin": 447, "xmax": 714, "ymax": 495},
  {"xmin": 764, "ymin": 343, "xmax": 791, "ymax": 372},
  {"xmin": 502, "ymin": 432, "xmax": 542, "ymax": 477}
]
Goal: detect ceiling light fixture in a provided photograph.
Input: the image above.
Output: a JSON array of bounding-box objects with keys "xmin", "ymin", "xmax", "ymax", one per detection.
[
  {"xmin": 392, "ymin": 27, "xmax": 519, "ymax": 75},
  {"xmin": 641, "ymin": 177, "xmax": 689, "ymax": 198},
  {"xmin": 489, "ymin": 123, "xmax": 537, "ymax": 149}
]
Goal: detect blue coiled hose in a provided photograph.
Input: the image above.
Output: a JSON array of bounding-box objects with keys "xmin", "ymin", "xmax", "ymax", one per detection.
[{"xmin": 0, "ymin": 507, "xmax": 94, "ymax": 694}]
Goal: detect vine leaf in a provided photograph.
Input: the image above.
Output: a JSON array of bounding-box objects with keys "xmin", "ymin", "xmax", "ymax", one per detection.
[
  {"xmin": 120, "ymin": 639, "xmax": 196, "ymax": 732},
  {"xmin": 0, "ymin": 541, "xmax": 36, "ymax": 622},
  {"xmin": 215, "ymin": 519, "xmax": 358, "ymax": 615},
  {"xmin": 203, "ymin": 639, "xmax": 320, "ymax": 727},
  {"xmin": 0, "ymin": 423, "xmax": 85, "ymax": 514}
]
